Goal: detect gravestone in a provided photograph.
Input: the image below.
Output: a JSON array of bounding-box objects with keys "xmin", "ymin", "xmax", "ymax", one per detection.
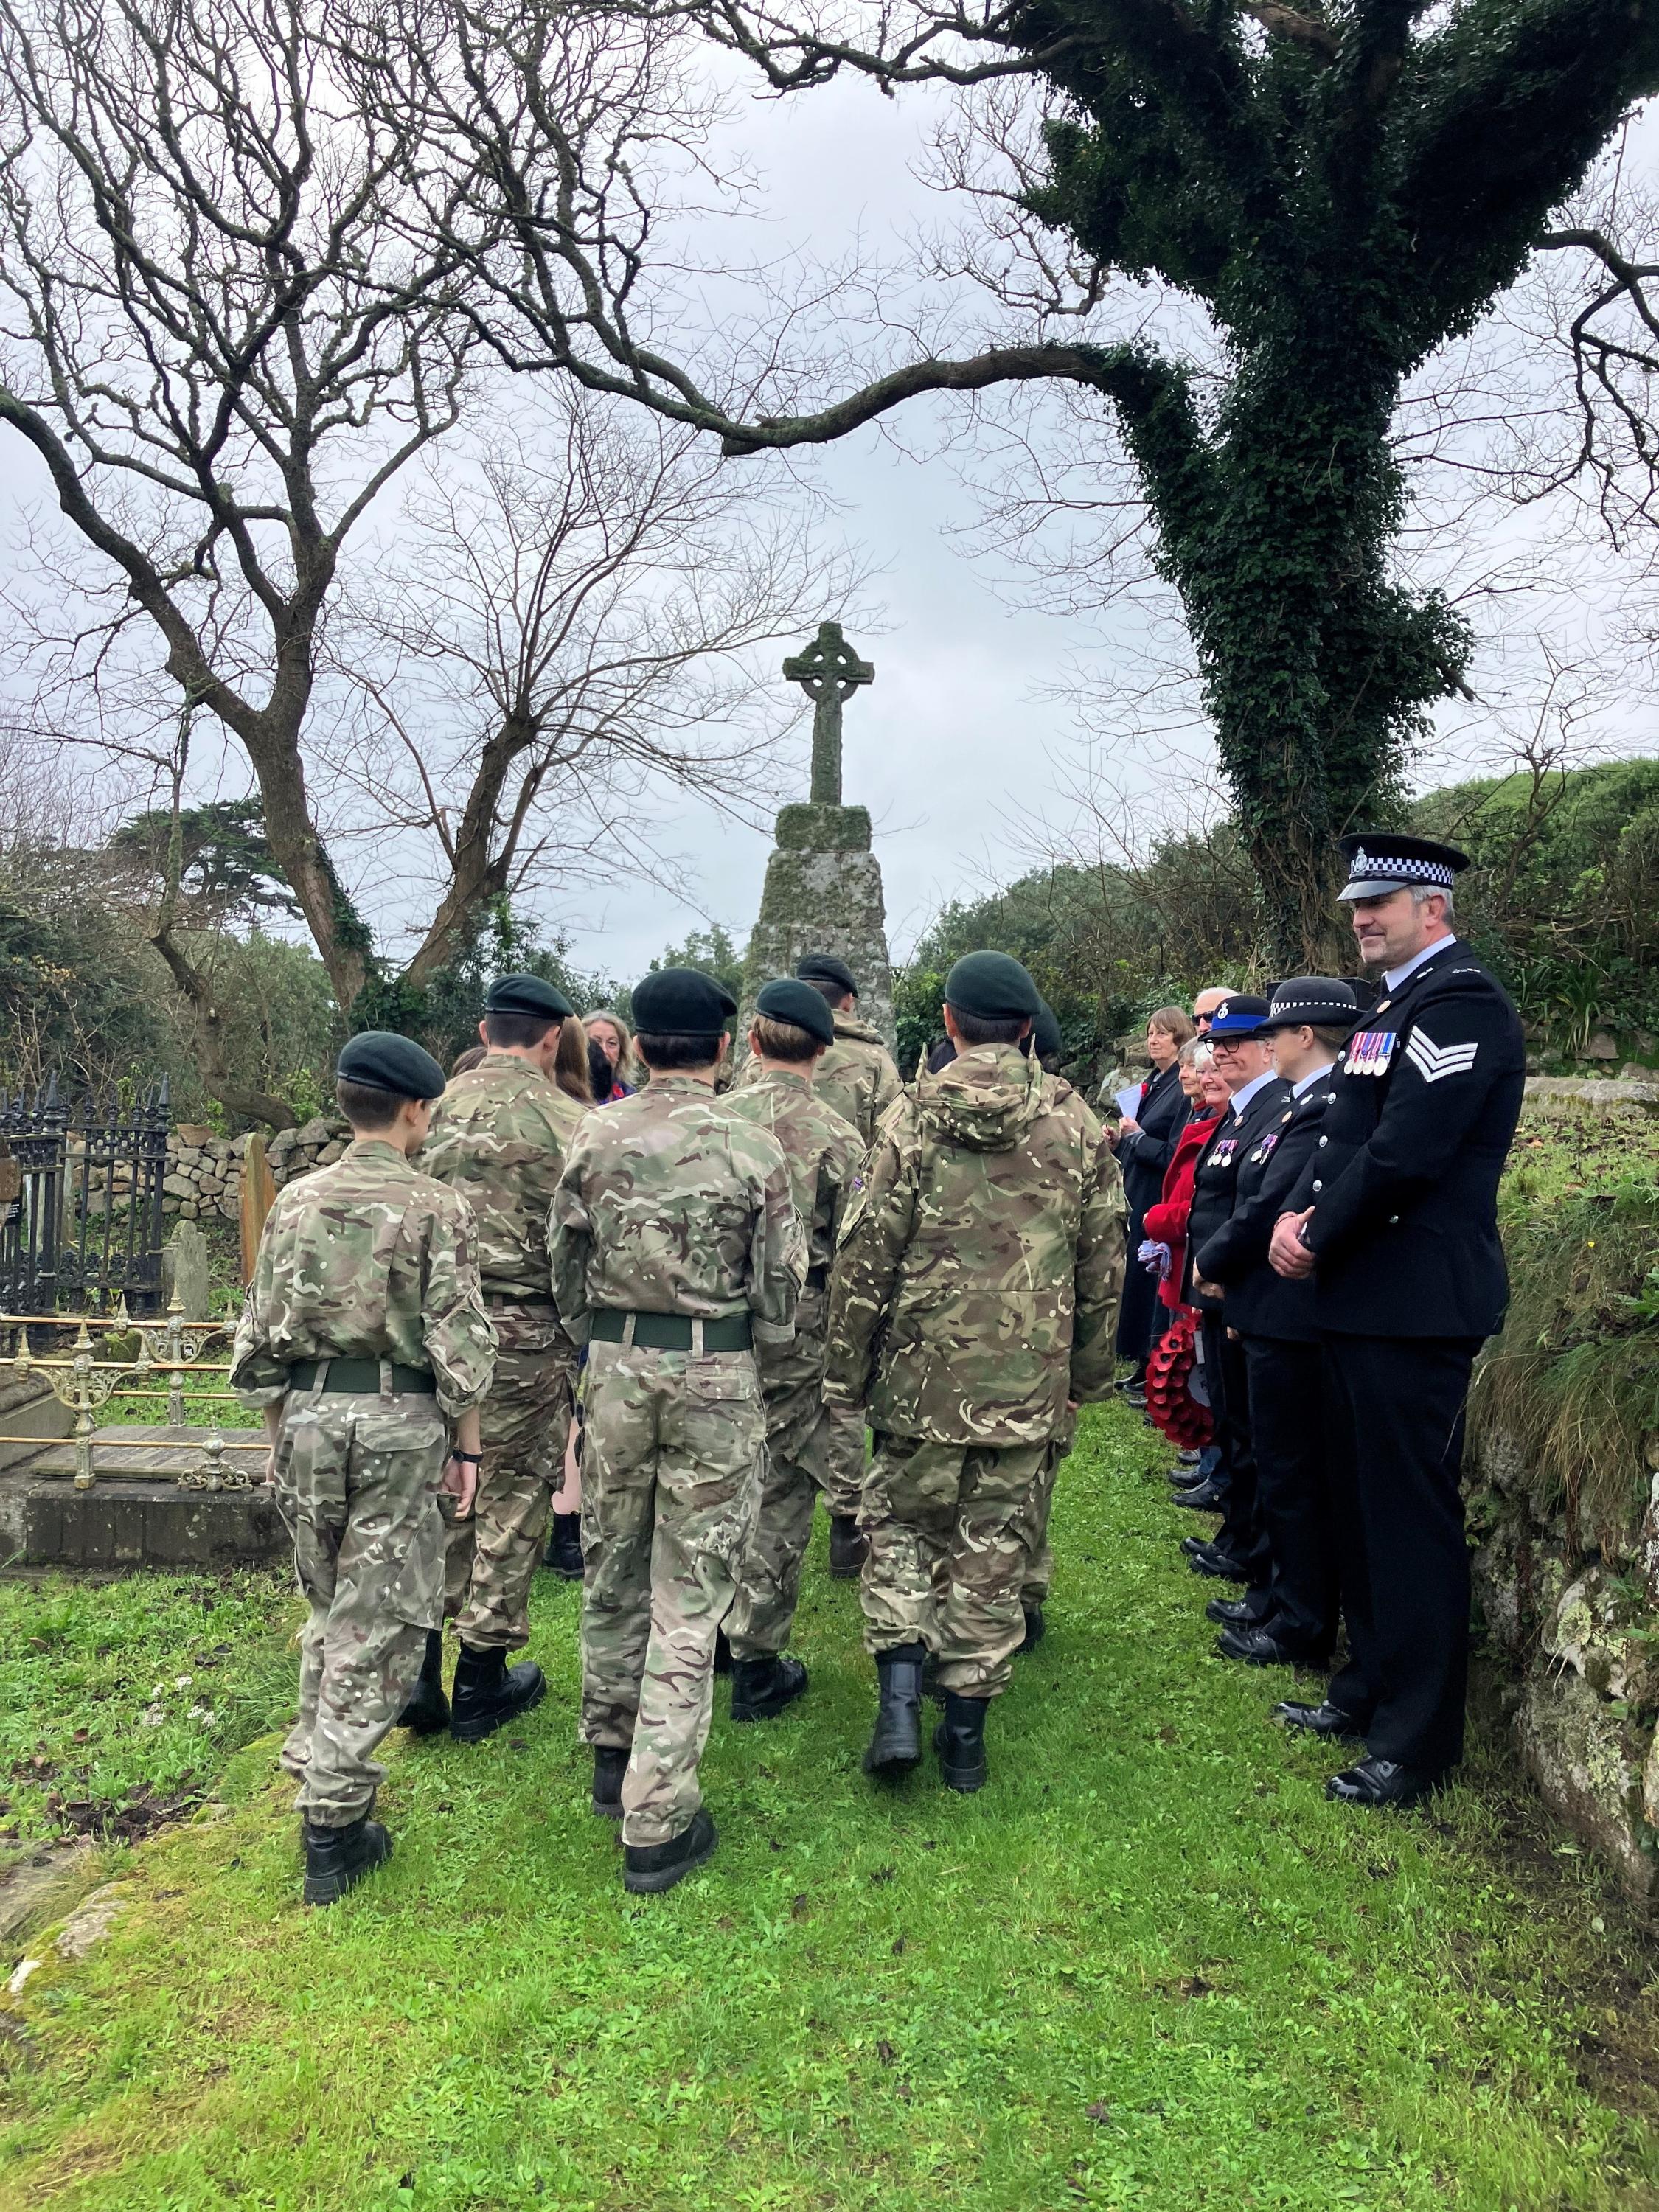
[
  {"xmin": 161, "ymin": 1222, "xmax": 211, "ymax": 1320},
  {"xmin": 741, "ymin": 623, "xmax": 896, "ymax": 1046}
]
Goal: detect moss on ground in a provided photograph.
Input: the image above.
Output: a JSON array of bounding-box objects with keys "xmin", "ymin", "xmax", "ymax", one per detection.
[{"xmin": 1, "ymin": 1405, "xmax": 1658, "ymax": 2210}]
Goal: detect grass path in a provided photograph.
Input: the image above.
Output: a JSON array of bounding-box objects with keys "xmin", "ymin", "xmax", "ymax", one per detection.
[{"xmin": 1, "ymin": 1403, "xmax": 1657, "ymax": 2211}]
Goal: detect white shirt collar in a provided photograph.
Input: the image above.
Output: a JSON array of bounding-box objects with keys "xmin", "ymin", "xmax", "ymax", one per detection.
[
  {"xmin": 1382, "ymin": 936, "xmax": 1455, "ymax": 992},
  {"xmin": 1292, "ymin": 1061, "xmax": 1335, "ymax": 1097},
  {"xmin": 1230, "ymin": 1070, "xmax": 1277, "ymax": 1119}
]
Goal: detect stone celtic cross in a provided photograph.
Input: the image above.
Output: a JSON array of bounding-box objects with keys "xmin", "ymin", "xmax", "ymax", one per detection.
[{"xmin": 782, "ymin": 622, "xmax": 874, "ymax": 807}]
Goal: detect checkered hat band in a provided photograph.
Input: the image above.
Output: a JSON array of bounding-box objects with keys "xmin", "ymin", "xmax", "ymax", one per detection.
[
  {"xmin": 1270, "ymin": 998, "xmax": 1349, "ymax": 1018},
  {"xmin": 1348, "ymin": 846, "xmax": 1453, "ymax": 887}
]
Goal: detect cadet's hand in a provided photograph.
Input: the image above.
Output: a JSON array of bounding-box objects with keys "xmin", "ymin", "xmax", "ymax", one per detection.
[
  {"xmin": 1270, "ymin": 1209, "xmax": 1316, "ymax": 1280},
  {"xmin": 443, "ymin": 1451, "xmax": 481, "ymax": 1519}
]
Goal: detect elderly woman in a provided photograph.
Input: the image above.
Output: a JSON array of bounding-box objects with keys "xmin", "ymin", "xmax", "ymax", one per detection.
[
  {"xmin": 1110, "ymin": 1004, "xmax": 1197, "ymax": 1402},
  {"xmin": 585, "ymin": 1009, "xmax": 639, "ymax": 1103}
]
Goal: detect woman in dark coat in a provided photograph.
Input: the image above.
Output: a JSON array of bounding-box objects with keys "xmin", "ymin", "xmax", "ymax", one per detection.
[{"xmin": 1110, "ymin": 1004, "xmax": 1197, "ymax": 1397}]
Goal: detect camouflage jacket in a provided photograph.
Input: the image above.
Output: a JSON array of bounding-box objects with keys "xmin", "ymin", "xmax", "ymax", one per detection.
[
  {"xmin": 549, "ymin": 1075, "xmax": 804, "ymax": 1347},
  {"xmin": 422, "ymin": 1052, "xmax": 587, "ymax": 1307},
  {"xmin": 720, "ymin": 1068, "xmax": 863, "ymax": 1279},
  {"xmin": 814, "ymin": 1012, "xmax": 902, "ymax": 1146},
  {"xmin": 231, "ymin": 1139, "xmax": 497, "ymax": 1417},
  {"xmin": 824, "ymin": 1044, "xmax": 1125, "ymax": 1444}
]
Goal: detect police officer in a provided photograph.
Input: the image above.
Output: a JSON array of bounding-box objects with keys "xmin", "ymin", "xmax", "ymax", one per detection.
[
  {"xmin": 549, "ymin": 969, "xmax": 803, "ymax": 1893},
  {"xmin": 232, "ymin": 1032, "xmax": 497, "ymax": 1905},
  {"xmin": 1270, "ymin": 834, "xmax": 1526, "ymax": 1805},
  {"xmin": 1178, "ymin": 997, "xmax": 1289, "ymax": 1600},
  {"xmin": 420, "ymin": 973, "xmax": 585, "ymax": 1742},
  {"xmin": 1192, "ymin": 978, "xmax": 1357, "ymax": 1667}
]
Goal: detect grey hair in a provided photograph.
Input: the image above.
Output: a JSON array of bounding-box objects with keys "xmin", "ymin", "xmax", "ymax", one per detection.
[
  {"xmin": 1178, "ymin": 1036, "xmax": 1209, "ymax": 1068},
  {"xmin": 1408, "ymin": 880, "xmax": 1455, "ymax": 919}
]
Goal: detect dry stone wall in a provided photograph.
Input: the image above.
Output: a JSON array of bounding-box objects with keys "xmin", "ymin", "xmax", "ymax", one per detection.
[{"xmin": 153, "ymin": 1119, "xmax": 350, "ymax": 1223}]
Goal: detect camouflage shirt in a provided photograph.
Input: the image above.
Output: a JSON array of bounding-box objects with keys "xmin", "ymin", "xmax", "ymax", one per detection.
[
  {"xmin": 231, "ymin": 1138, "xmax": 497, "ymax": 1417},
  {"xmin": 549, "ymin": 1075, "xmax": 805, "ymax": 1347},
  {"xmin": 421, "ymin": 1051, "xmax": 588, "ymax": 1301},
  {"xmin": 720, "ymin": 1067, "xmax": 863, "ymax": 1279},
  {"xmin": 824, "ymin": 1044, "xmax": 1126, "ymax": 1444},
  {"xmin": 813, "ymin": 1011, "xmax": 902, "ymax": 1147}
]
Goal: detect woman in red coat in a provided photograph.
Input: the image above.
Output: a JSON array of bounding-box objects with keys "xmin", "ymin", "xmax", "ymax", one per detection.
[{"xmin": 1141, "ymin": 1046, "xmax": 1227, "ymax": 1315}]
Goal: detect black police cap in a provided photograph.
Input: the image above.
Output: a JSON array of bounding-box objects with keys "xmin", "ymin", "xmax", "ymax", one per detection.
[
  {"xmin": 796, "ymin": 952, "xmax": 858, "ymax": 996},
  {"xmin": 1337, "ymin": 832, "xmax": 1470, "ymax": 902},
  {"xmin": 755, "ymin": 978, "xmax": 836, "ymax": 1048},
  {"xmin": 632, "ymin": 966, "xmax": 739, "ymax": 1038},
  {"xmin": 1259, "ymin": 977, "xmax": 1359, "ymax": 1032},
  {"xmin": 485, "ymin": 972, "xmax": 574, "ymax": 1020},
  {"xmin": 944, "ymin": 950, "xmax": 1043, "ymax": 1022},
  {"xmin": 1034, "ymin": 998, "xmax": 1063, "ymax": 1062},
  {"xmin": 1206, "ymin": 994, "xmax": 1272, "ymax": 1038},
  {"xmin": 336, "ymin": 1030, "xmax": 448, "ymax": 1100}
]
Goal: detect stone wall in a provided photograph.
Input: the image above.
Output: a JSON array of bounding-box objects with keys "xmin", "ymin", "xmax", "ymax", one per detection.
[{"xmin": 148, "ymin": 1118, "xmax": 349, "ymax": 1224}]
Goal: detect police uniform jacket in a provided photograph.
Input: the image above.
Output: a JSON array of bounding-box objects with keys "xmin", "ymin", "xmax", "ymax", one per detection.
[
  {"xmin": 1180, "ymin": 1077, "xmax": 1292, "ymax": 1316},
  {"xmin": 1116, "ymin": 1062, "xmax": 1189, "ymax": 1222},
  {"xmin": 1284, "ymin": 939, "xmax": 1526, "ymax": 1338},
  {"xmin": 1192, "ymin": 1076, "xmax": 1335, "ymax": 1343}
]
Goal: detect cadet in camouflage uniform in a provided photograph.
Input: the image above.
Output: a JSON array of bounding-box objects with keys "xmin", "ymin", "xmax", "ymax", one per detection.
[
  {"xmin": 549, "ymin": 968, "xmax": 804, "ymax": 1893},
  {"xmin": 792, "ymin": 953, "xmax": 902, "ymax": 1576},
  {"xmin": 826, "ymin": 953, "xmax": 1124, "ymax": 1792},
  {"xmin": 418, "ymin": 973, "xmax": 587, "ymax": 1742},
  {"xmin": 720, "ymin": 978, "xmax": 863, "ymax": 1720},
  {"xmin": 232, "ymin": 1032, "xmax": 496, "ymax": 1906}
]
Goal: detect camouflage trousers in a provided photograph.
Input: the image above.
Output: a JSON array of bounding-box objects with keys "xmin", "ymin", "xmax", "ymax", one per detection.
[
  {"xmin": 818, "ymin": 1398, "xmax": 868, "ymax": 1521},
  {"xmin": 728, "ymin": 1293, "xmax": 831, "ymax": 1659},
  {"xmin": 579, "ymin": 1340, "xmax": 765, "ymax": 1848},
  {"xmin": 1016, "ymin": 1408, "xmax": 1077, "ymax": 1609},
  {"xmin": 272, "ymin": 1387, "xmax": 448, "ymax": 1826},
  {"xmin": 442, "ymin": 1304, "xmax": 575, "ymax": 1652},
  {"xmin": 859, "ymin": 1432, "xmax": 1049, "ymax": 1700}
]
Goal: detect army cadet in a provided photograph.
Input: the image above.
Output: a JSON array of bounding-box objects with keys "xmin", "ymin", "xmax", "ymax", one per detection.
[
  {"xmin": 1271, "ymin": 834, "xmax": 1526, "ymax": 1806},
  {"xmin": 549, "ymin": 968, "xmax": 804, "ymax": 1893},
  {"xmin": 1192, "ymin": 978, "xmax": 1357, "ymax": 1668},
  {"xmin": 826, "ymin": 951, "xmax": 1124, "ymax": 1793},
  {"xmin": 792, "ymin": 951, "xmax": 904, "ymax": 1578},
  {"xmin": 417, "ymin": 973, "xmax": 586, "ymax": 1742},
  {"xmin": 232, "ymin": 1032, "xmax": 497, "ymax": 1906},
  {"xmin": 720, "ymin": 979, "xmax": 863, "ymax": 1719}
]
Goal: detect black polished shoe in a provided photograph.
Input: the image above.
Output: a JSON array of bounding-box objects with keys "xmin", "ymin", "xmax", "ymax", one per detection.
[
  {"xmin": 1187, "ymin": 1549, "xmax": 1249, "ymax": 1582},
  {"xmin": 1206, "ymin": 1594, "xmax": 1273, "ymax": 1627},
  {"xmin": 591, "ymin": 1745, "xmax": 628, "ymax": 1820},
  {"xmin": 623, "ymin": 1806, "xmax": 718, "ymax": 1893},
  {"xmin": 1123, "ymin": 1384, "xmax": 1148, "ymax": 1408},
  {"xmin": 1168, "ymin": 1464, "xmax": 1209, "ymax": 1489},
  {"xmin": 1176, "ymin": 1448, "xmax": 1202, "ymax": 1467},
  {"xmin": 863, "ymin": 1643, "xmax": 925, "ymax": 1775},
  {"xmin": 829, "ymin": 1515, "xmax": 869, "ymax": 1578},
  {"xmin": 1016, "ymin": 1603, "xmax": 1046, "ymax": 1655},
  {"xmin": 302, "ymin": 1814, "xmax": 392, "ymax": 1907},
  {"xmin": 543, "ymin": 1510, "xmax": 583, "ymax": 1580},
  {"xmin": 1172, "ymin": 1481, "xmax": 1225, "ymax": 1512},
  {"xmin": 1216, "ymin": 1625, "xmax": 1328, "ymax": 1669},
  {"xmin": 397, "ymin": 1627, "xmax": 450, "ymax": 1734},
  {"xmin": 1326, "ymin": 1756, "xmax": 1445, "ymax": 1809},
  {"xmin": 731, "ymin": 1652, "xmax": 809, "ymax": 1722},
  {"xmin": 449, "ymin": 1642, "xmax": 546, "ymax": 1742},
  {"xmin": 1274, "ymin": 1700, "xmax": 1366, "ymax": 1742},
  {"xmin": 933, "ymin": 1691, "xmax": 989, "ymax": 1793}
]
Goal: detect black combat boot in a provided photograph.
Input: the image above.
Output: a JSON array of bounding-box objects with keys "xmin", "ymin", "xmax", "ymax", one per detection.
[
  {"xmin": 397, "ymin": 1627, "xmax": 450, "ymax": 1735},
  {"xmin": 544, "ymin": 1511, "xmax": 583, "ymax": 1579},
  {"xmin": 829, "ymin": 1516, "xmax": 868, "ymax": 1578},
  {"xmin": 302, "ymin": 1813, "xmax": 392, "ymax": 1907},
  {"xmin": 863, "ymin": 1642, "xmax": 925, "ymax": 1775},
  {"xmin": 730, "ymin": 1652, "xmax": 809, "ymax": 1723},
  {"xmin": 591, "ymin": 1745, "xmax": 628, "ymax": 1821},
  {"xmin": 623, "ymin": 1806, "xmax": 718, "ymax": 1894},
  {"xmin": 1016, "ymin": 1604, "xmax": 1046, "ymax": 1655},
  {"xmin": 933, "ymin": 1691, "xmax": 990, "ymax": 1794},
  {"xmin": 448, "ymin": 1642, "xmax": 546, "ymax": 1742}
]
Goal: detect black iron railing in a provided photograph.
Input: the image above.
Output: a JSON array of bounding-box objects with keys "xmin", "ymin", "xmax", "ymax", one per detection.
[{"xmin": 0, "ymin": 1076, "xmax": 171, "ymax": 1315}]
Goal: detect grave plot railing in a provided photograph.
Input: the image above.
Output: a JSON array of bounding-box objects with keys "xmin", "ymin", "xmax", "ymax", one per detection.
[
  {"xmin": 0, "ymin": 1076, "xmax": 171, "ymax": 1315},
  {"xmin": 0, "ymin": 1295, "xmax": 265, "ymax": 1492}
]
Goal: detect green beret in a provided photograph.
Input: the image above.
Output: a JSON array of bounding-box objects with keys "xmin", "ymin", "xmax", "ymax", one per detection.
[
  {"xmin": 485, "ymin": 972, "xmax": 574, "ymax": 1021},
  {"xmin": 756, "ymin": 977, "xmax": 835, "ymax": 1048},
  {"xmin": 796, "ymin": 953, "xmax": 858, "ymax": 995},
  {"xmin": 1034, "ymin": 999, "xmax": 1062, "ymax": 1062},
  {"xmin": 336, "ymin": 1030, "xmax": 447, "ymax": 1100},
  {"xmin": 944, "ymin": 951, "xmax": 1042, "ymax": 1023},
  {"xmin": 633, "ymin": 966, "xmax": 738, "ymax": 1038}
]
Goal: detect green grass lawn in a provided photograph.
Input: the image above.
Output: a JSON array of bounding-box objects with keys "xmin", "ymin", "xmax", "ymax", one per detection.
[{"xmin": 1, "ymin": 1402, "xmax": 1657, "ymax": 2211}]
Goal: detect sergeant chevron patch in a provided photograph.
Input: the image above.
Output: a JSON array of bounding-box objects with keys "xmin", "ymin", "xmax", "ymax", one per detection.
[{"xmin": 1405, "ymin": 1029, "xmax": 1479, "ymax": 1083}]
